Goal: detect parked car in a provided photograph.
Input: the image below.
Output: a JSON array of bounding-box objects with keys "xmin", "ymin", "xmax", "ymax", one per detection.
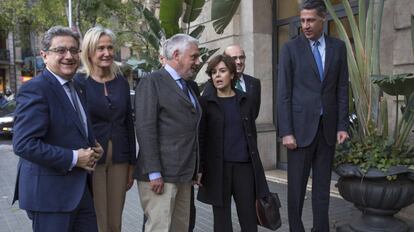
[{"xmin": 0, "ymin": 99, "xmax": 15, "ymax": 136}]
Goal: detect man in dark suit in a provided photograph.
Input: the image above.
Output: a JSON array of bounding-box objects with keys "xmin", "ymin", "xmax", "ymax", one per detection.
[
  {"xmin": 203, "ymin": 45, "xmax": 261, "ymax": 119},
  {"xmin": 12, "ymin": 26, "xmax": 103, "ymax": 232},
  {"xmin": 277, "ymin": 1, "xmax": 349, "ymax": 231},
  {"xmin": 134, "ymin": 33, "xmax": 201, "ymax": 232}
]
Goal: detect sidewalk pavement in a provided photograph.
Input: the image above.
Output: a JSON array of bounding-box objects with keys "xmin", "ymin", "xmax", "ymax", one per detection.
[{"xmin": 0, "ymin": 143, "xmax": 412, "ymax": 232}]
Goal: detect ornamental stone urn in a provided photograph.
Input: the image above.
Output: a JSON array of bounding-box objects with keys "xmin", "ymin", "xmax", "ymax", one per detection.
[{"xmin": 335, "ymin": 164, "xmax": 414, "ymax": 232}]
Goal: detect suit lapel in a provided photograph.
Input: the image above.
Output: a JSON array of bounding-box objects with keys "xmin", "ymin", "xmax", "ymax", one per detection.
[
  {"xmin": 160, "ymin": 68, "xmax": 195, "ymax": 106},
  {"xmin": 189, "ymin": 87, "xmax": 202, "ymax": 116},
  {"xmin": 159, "ymin": 68, "xmax": 201, "ymax": 120},
  {"xmin": 74, "ymin": 83, "xmax": 92, "ymax": 141},
  {"xmin": 43, "ymin": 71, "xmax": 88, "ymax": 140},
  {"xmin": 243, "ymin": 75, "xmax": 252, "ymax": 93},
  {"xmin": 324, "ymin": 35, "xmax": 334, "ymax": 81},
  {"xmin": 300, "ymin": 35, "xmax": 321, "ymax": 82}
]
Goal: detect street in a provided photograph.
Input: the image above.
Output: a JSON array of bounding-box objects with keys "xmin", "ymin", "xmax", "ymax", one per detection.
[{"xmin": 0, "ymin": 136, "xmax": 412, "ymax": 232}]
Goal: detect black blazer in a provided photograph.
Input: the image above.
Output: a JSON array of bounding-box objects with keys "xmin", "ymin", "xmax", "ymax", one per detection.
[
  {"xmin": 203, "ymin": 74, "xmax": 261, "ymax": 119},
  {"xmin": 197, "ymin": 89, "xmax": 269, "ymax": 206},
  {"xmin": 74, "ymin": 74, "xmax": 136, "ymax": 165},
  {"xmin": 277, "ymin": 34, "xmax": 349, "ymax": 147}
]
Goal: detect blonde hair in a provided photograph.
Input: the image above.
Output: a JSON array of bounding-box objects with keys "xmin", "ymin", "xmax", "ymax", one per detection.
[{"xmin": 80, "ymin": 26, "xmax": 120, "ymax": 77}]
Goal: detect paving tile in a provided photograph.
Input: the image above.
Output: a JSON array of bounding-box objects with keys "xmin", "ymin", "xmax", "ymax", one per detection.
[{"xmin": 0, "ymin": 142, "xmax": 412, "ymax": 232}]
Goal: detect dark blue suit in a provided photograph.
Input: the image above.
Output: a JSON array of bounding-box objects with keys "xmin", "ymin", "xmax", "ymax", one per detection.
[
  {"xmin": 277, "ymin": 34, "xmax": 349, "ymax": 232},
  {"xmin": 13, "ymin": 69, "xmax": 98, "ymax": 232}
]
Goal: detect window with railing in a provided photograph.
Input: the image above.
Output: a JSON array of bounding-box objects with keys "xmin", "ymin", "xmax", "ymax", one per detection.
[{"xmin": 0, "ymin": 49, "xmax": 10, "ymax": 62}]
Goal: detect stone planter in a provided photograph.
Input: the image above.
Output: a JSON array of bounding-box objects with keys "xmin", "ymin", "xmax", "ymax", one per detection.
[{"xmin": 335, "ymin": 164, "xmax": 414, "ymax": 232}]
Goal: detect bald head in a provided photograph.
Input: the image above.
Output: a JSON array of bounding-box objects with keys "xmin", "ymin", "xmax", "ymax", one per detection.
[{"xmin": 224, "ymin": 45, "xmax": 246, "ymax": 74}]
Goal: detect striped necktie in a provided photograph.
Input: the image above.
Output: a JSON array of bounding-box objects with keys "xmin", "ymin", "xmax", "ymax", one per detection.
[{"xmin": 65, "ymin": 80, "xmax": 87, "ymax": 134}]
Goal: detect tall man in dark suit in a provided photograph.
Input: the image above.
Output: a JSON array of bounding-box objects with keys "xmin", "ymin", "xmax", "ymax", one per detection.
[
  {"xmin": 134, "ymin": 34, "xmax": 201, "ymax": 232},
  {"xmin": 277, "ymin": 1, "xmax": 349, "ymax": 231},
  {"xmin": 12, "ymin": 26, "xmax": 103, "ymax": 232},
  {"xmin": 203, "ymin": 45, "xmax": 261, "ymax": 119}
]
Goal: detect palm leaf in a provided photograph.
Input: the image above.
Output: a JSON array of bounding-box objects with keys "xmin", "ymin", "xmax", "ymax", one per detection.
[
  {"xmin": 396, "ymin": 92, "xmax": 414, "ymax": 147},
  {"xmin": 371, "ymin": 0, "xmax": 384, "ymax": 75},
  {"xmin": 211, "ymin": 0, "xmax": 241, "ymax": 34},
  {"xmin": 342, "ymin": 0, "xmax": 364, "ymax": 81},
  {"xmin": 325, "ymin": 0, "xmax": 370, "ymax": 135},
  {"xmin": 140, "ymin": 31, "xmax": 160, "ymax": 52},
  {"xmin": 411, "ymin": 15, "xmax": 414, "ymax": 56},
  {"xmin": 190, "ymin": 25, "xmax": 205, "ymax": 39},
  {"xmin": 183, "ymin": 0, "xmax": 205, "ymax": 23},
  {"xmin": 142, "ymin": 4, "xmax": 165, "ymax": 41},
  {"xmin": 369, "ymin": 0, "xmax": 384, "ymax": 125},
  {"xmin": 358, "ymin": 0, "xmax": 366, "ymax": 46},
  {"xmin": 159, "ymin": 0, "xmax": 183, "ymax": 38},
  {"xmin": 193, "ymin": 47, "xmax": 219, "ymax": 74}
]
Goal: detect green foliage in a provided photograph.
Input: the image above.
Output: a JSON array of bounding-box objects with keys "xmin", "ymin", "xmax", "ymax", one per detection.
[
  {"xmin": 159, "ymin": 0, "xmax": 241, "ymax": 36},
  {"xmin": 325, "ymin": 0, "xmax": 414, "ymax": 177},
  {"xmin": 211, "ymin": 0, "xmax": 241, "ymax": 34},
  {"xmin": 0, "ymin": 0, "xmax": 31, "ymax": 32},
  {"xmin": 336, "ymin": 133, "xmax": 414, "ymax": 174},
  {"xmin": 129, "ymin": 0, "xmax": 239, "ymax": 73},
  {"xmin": 183, "ymin": 0, "xmax": 206, "ymax": 24},
  {"xmin": 159, "ymin": 0, "xmax": 183, "ymax": 37}
]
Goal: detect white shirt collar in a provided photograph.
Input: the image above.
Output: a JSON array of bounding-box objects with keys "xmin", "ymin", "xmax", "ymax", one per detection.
[
  {"xmin": 164, "ymin": 64, "xmax": 181, "ymax": 81},
  {"xmin": 239, "ymin": 73, "xmax": 244, "ymax": 83},
  {"xmin": 309, "ymin": 34, "xmax": 326, "ymax": 48},
  {"xmin": 46, "ymin": 67, "xmax": 71, "ymax": 86}
]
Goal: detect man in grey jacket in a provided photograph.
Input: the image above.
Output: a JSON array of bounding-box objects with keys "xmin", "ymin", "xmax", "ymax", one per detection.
[{"xmin": 134, "ymin": 34, "xmax": 201, "ymax": 232}]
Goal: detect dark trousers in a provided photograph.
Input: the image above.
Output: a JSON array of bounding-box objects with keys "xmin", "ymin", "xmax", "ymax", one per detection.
[
  {"xmin": 213, "ymin": 162, "xmax": 257, "ymax": 232},
  {"xmin": 287, "ymin": 118, "xmax": 335, "ymax": 232},
  {"xmin": 27, "ymin": 186, "xmax": 98, "ymax": 232},
  {"xmin": 189, "ymin": 185, "xmax": 196, "ymax": 231}
]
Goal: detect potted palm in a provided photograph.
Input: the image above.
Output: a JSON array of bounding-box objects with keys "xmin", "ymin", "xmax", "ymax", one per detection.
[{"xmin": 323, "ymin": 0, "xmax": 414, "ymax": 231}]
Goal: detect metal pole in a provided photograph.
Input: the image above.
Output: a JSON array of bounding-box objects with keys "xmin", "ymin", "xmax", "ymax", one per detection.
[{"xmin": 68, "ymin": 0, "xmax": 72, "ymax": 28}]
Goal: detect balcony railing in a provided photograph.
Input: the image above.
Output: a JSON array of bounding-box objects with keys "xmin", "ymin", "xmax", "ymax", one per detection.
[{"xmin": 0, "ymin": 49, "xmax": 10, "ymax": 62}]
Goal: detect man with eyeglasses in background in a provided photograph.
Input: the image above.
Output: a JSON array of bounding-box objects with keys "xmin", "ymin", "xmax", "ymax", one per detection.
[
  {"xmin": 203, "ymin": 44, "xmax": 261, "ymax": 119},
  {"xmin": 13, "ymin": 26, "xmax": 103, "ymax": 232}
]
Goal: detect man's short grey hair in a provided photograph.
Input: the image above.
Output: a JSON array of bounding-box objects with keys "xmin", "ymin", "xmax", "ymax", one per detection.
[
  {"xmin": 300, "ymin": 0, "xmax": 327, "ymax": 17},
  {"xmin": 164, "ymin": 34, "xmax": 199, "ymax": 60},
  {"xmin": 41, "ymin": 26, "xmax": 80, "ymax": 51}
]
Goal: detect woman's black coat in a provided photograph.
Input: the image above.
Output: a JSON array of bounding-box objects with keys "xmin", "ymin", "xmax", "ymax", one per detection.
[{"xmin": 196, "ymin": 89, "xmax": 269, "ymax": 206}]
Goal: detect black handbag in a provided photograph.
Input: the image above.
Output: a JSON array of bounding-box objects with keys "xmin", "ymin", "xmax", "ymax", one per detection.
[{"xmin": 256, "ymin": 192, "xmax": 282, "ymax": 230}]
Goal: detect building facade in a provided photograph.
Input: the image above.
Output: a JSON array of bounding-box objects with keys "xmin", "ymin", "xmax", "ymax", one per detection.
[{"xmin": 0, "ymin": 31, "xmax": 20, "ymax": 95}]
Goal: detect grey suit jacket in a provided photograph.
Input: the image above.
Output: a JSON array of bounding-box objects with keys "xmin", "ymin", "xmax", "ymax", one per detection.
[
  {"xmin": 277, "ymin": 34, "xmax": 349, "ymax": 147},
  {"xmin": 134, "ymin": 67, "xmax": 201, "ymax": 183}
]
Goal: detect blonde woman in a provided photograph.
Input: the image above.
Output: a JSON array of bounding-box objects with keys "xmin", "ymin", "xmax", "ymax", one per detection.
[{"xmin": 75, "ymin": 26, "xmax": 136, "ymax": 232}]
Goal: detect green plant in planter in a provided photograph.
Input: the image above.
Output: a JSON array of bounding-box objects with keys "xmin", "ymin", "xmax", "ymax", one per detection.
[{"xmin": 324, "ymin": 0, "xmax": 414, "ymax": 178}]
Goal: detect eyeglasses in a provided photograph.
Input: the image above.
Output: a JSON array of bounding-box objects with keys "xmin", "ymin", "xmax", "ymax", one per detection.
[
  {"xmin": 47, "ymin": 47, "xmax": 81, "ymax": 55},
  {"xmin": 231, "ymin": 55, "xmax": 246, "ymax": 61}
]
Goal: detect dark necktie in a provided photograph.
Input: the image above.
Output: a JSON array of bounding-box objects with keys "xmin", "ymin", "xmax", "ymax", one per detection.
[
  {"xmin": 179, "ymin": 78, "xmax": 191, "ymax": 101},
  {"xmin": 312, "ymin": 41, "xmax": 324, "ymax": 81},
  {"xmin": 235, "ymin": 79, "xmax": 244, "ymax": 92},
  {"xmin": 65, "ymin": 81, "xmax": 86, "ymax": 134}
]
